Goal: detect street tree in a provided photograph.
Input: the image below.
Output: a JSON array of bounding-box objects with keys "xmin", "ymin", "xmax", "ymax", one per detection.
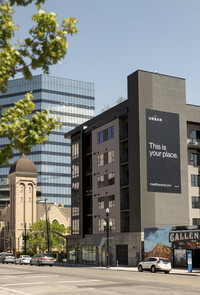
[
  {"xmin": 0, "ymin": 0, "xmax": 78, "ymax": 164},
  {"xmin": 27, "ymin": 219, "xmax": 66, "ymax": 253}
]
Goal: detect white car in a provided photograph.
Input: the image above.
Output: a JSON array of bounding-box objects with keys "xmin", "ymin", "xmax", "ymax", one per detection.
[
  {"xmin": 15, "ymin": 255, "xmax": 31, "ymax": 265},
  {"xmin": 137, "ymin": 257, "xmax": 171, "ymax": 273}
]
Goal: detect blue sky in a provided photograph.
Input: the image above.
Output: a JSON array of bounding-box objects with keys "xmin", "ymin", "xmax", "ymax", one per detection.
[{"xmin": 13, "ymin": 0, "xmax": 200, "ymax": 114}]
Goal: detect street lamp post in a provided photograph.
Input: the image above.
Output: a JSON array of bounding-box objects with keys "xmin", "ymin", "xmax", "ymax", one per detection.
[{"xmin": 103, "ymin": 208, "xmax": 112, "ymax": 268}]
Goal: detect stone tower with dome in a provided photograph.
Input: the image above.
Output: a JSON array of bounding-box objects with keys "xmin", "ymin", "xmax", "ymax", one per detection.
[{"xmin": 8, "ymin": 154, "xmax": 38, "ymax": 253}]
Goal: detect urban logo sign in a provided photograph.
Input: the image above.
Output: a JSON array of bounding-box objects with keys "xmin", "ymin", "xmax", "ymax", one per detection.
[{"xmin": 169, "ymin": 231, "xmax": 200, "ymax": 243}]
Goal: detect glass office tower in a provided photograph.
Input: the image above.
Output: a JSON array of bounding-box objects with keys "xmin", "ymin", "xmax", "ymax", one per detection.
[{"xmin": 0, "ymin": 75, "xmax": 95, "ymax": 208}]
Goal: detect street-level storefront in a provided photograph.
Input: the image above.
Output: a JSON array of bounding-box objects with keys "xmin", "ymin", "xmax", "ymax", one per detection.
[
  {"xmin": 67, "ymin": 232, "xmax": 142, "ymax": 266},
  {"xmin": 169, "ymin": 226, "xmax": 200, "ymax": 267},
  {"xmin": 144, "ymin": 226, "xmax": 200, "ymax": 268}
]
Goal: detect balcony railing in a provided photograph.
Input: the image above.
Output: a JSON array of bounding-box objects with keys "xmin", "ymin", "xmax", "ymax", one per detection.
[
  {"xmin": 121, "ymin": 201, "xmax": 129, "ymax": 211},
  {"xmin": 188, "ymin": 138, "xmax": 200, "ymax": 146},
  {"xmin": 120, "ymin": 131, "xmax": 128, "ymax": 141},
  {"xmin": 120, "ymin": 154, "xmax": 128, "ymax": 164},
  {"xmin": 120, "ymin": 178, "xmax": 129, "ymax": 187}
]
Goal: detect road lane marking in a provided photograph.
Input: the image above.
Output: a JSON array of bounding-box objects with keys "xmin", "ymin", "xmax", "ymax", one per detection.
[
  {"xmin": 25, "ymin": 275, "xmax": 59, "ymax": 278},
  {"xmin": 57, "ymin": 279, "xmax": 101, "ymax": 283},
  {"xmin": 0, "ymin": 272, "xmax": 33, "ymax": 275},
  {"xmin": 1, "ymin": 282, "xmax": 45, "ymax": 287},
  {"xmin": 0, "ymin": 286, "xmax": 33, "ymax": 295}
]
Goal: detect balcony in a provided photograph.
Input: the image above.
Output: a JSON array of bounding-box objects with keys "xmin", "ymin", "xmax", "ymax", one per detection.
[
  {"xmin": 120, "ymin": 131, "xmax": 128, "ymax": 142},
  {"xmin": 84, "ymin": 188, "xmax": 92, "ymax": 195},
  {"xmin": 120, "ymin": 178, "xmax": 129, "ymax": 187},
  {"xmin": 85, "ymin": 166, "xmax": 92, "ymax": 174},
  {"xmin": 188, "ymin": 138, "xmax": 200, "ymax": 149},
  {"xmin": 120, "ymin": 153, "xmax": 128, "ymax": 164}
]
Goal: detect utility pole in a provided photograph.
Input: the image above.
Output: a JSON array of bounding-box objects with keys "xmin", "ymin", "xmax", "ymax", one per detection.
[
  {"xmin": 45, "ymin": 198, "xmax": 50, "ymax": 252},
  {"xmin": 24, "ymin": 223, "xmax": 27, "ymax": 254}
]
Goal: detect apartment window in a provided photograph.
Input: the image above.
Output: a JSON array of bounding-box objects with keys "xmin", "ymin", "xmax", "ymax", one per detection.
[
  {"xmin": 72, "ymin": 142, "xmax": 79, "ymax": 159},
  {"xmin": 98, "ymin": 150, "xmax": 115, "ymax": 166},
  {"xmin": 108, "ymin": 195, "xmax": 115, "ymax": 208},
  {"xmin": 190, "ymin": 130, "xmax": 200, "ymax": 140},
  {"xmin": 108, "ymin": 150, "xmax": 115, "ymax": 163},
  {"xmin": 192, "ymin": 197, "xmax": 200, "ymax": 209},
  {"xmin": 193, "ymin": 218, "xmax": 200, "ymax": 225},
  {"xmin": 72, "ymin": 207, "xmax": 79, "ymax": 216},
  {"xmin": 98, "ymin": 218, "xmax": 105, "ymax": 231},
  {"xmin": 190, "ymin": 153, "xmax": 200, "ymax": 166},
  {"xmin": 98, "ymin": 197, "xmax": 104, "ymax": 209},
  {"xmin": 98, "ymin": 173, "xmax": 115, "ymax": 188},
  {"xmin": 97, "ymin": 131, "xmax": 103, "ymax": 144},
  {"xmin": 191, "ymin": 175, "xmax": 200, "ymax": 187},
  {"xmin": 108, "ymin": 126, "xmax": 114, "ymax": 140},
  {"xmin": 109, "ymin": 217, "xmax": 116, "ymax": 230},
  {"xmin": 98, "ymin": 175, "xmax": 105, "ymax": 188},
  {"xmin": 108, "ymin": 172, "xmax": 115, "ymax": 185},
  {"xmin": 97, "ymin": 154, "xmax": 104, "ymax": 166},
  {"xmin": 72, "ymin": 219, "xmax": 79, "ymax": 234},
  {"xmin": 72, "ymin": 182, "xmax": 79, "ymax": 193},
  {"xmin": 72, "ymin": 164, "xmax": 79, "ymax": 178},
  {"xmin": 97, "ymin": 126, "xmax": 114, "ymax": 144}
]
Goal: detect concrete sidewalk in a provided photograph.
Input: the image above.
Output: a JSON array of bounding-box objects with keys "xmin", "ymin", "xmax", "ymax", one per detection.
[
  {"xmin": 54, "ymin": 262, "xmax": 200, "ymax": 276},
  {"xmin": 99, "ymin": 266, "xmax": 200, "ymax": 276}
]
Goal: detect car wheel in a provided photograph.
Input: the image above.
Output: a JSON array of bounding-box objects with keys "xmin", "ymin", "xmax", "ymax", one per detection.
[
  {"xmin": 151, "ymin": 265, "xmax": 156, "ymax": 273},
  {"xmin": 50, "ymin": 265, "xmax": 53, "ymax": 267},
  {"xmin": 15, "ymin": 262, "xmax": 17, "ymax": 265},
  {"xmin": 30, "ymin": 262, "xmax": 32, "ymax": 266},
  {"xmin": 6, "ymin": 262, "xmax": 8, "ymax": 264},
  {"xmin": 164, "ymin": 271, "xmax": 170, "ymax": 274},
  {"xmin": 2, "ymin": 262, "xmax": 4, "ymax": 264},
  {"xmin": 20, "ymin": 262, "xmax": 22, "ymax": 265},
  {"xmin": 138, "ymin": 265, "xmax": 143, "ymax": 272},
  {"xmin": 37, "ymin": 261, "xmax": 40, "ymax": 266}
]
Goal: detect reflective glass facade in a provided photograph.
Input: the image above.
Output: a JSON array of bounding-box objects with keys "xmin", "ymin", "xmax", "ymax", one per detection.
[{"xmin": 0, "ymin": 75, "xmax": 95, "ymax": 207}]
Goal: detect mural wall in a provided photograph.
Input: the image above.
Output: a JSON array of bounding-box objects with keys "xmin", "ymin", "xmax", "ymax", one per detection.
[
  {"xmin": 144, "ymin": 227, "xmax": 173, "ymax": 261},
  {"xmin": 144, "ymin": 226, "xmax": 200, "ymax": 267}
]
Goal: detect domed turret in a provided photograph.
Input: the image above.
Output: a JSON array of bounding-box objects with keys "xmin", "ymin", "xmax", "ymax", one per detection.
[{"xmin": 9, "ymin": 153, "xmax": 37, "ymax": 175}]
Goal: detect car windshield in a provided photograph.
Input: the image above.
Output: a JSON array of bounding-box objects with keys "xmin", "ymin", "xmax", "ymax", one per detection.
[{"xmin": 22, "ymin": 255, "xmax": 31, "ymax": 258}]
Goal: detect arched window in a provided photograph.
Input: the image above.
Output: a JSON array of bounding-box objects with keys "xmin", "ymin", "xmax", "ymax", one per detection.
[
  {"xmin": 20, "ymin": 185, "xmax": 24, "ymax": 193},
  {"xmin": 28, "ymin": 185, "xmax": 32, "ymax": 193}
]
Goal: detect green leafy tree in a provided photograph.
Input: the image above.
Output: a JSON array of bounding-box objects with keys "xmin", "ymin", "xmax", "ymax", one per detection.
[
  {"xmin": 27, "ymin": 219, "xmax": 66, "ymax": 253},
  {"xmin": 0, "ymin": 0, "xmax": 78, "ymax": 164},
  {"xmin": 66, "ymin": 225, "xmax": 71, "ymax": 234}
]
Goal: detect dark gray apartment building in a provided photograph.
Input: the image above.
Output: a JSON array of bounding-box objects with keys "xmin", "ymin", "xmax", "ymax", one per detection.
[{"xmin": 65, "ymin": 70, "xmax": 200, "ymax": 266}]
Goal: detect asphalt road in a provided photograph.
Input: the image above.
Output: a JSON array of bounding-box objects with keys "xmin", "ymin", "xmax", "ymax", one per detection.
[{"xmin": 0, "ymin": 264, "xmax": 200, "ymax": 295}]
